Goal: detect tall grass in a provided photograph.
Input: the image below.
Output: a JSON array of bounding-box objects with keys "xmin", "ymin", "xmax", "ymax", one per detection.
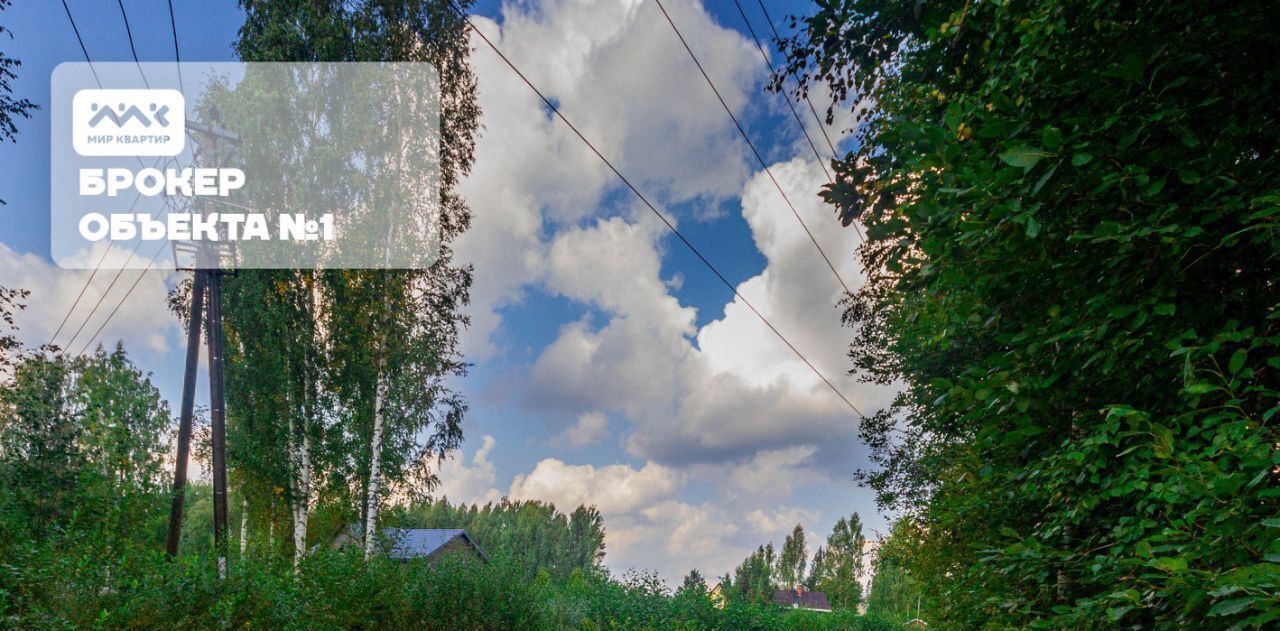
[{"xmin": 0, "ymin": 537, "xmax": 900, "ymax": 630}]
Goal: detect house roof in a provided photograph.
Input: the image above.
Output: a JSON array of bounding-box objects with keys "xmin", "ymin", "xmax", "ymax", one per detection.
[
  {"xmin": 770, "ymin": 588, "xmax": 832, "ymax": 611},
  {"xmin": 380, "ymin": 528, "xmax": 488, "ymax": 562}
]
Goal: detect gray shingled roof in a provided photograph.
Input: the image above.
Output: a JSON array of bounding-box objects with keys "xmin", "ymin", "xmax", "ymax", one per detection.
[
  {"xmin": 770, "ymin": 588, "xmax": 832, "ymax": 611},
  {"xmin": 380, "ymin": 528, "xmax": 488, "ymax": 561}
]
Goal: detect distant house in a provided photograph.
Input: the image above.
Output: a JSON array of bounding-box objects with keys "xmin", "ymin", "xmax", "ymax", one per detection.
[
  {"xmin": 708, "ymin": 582, "xmax": 727, "ymax": 609},
  {"xmin": 770, "ymin": 585, "xmax": 832, "ymax": 612},
  {"xmin": 327, "ymin": 524, "xmax": 488, "ymax": 564}
]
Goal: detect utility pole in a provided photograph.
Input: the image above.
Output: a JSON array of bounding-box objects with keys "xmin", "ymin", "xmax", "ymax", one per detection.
[
  {"xmin": 206, "ymin": 248, "xmax": 229, "ymax": 577},
  {"xmin": 164, "ymin": 112, "xmax": 239, "ymax": 580},
  {"xmin": 164, "ymin": 268, "xmax": 205, "ymax": 556}
]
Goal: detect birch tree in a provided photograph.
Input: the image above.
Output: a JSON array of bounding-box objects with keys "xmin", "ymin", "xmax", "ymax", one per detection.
[
  {"xmin": 220, "ymin": 0, "xmax": 478, "ymax": 562},
  {"xmin": 776, "ymin": 523, "xmax": 808, "ymax": 589},
  {"xmin": 218, "ymin": 269, "xmax": 317, "ymax": 564}
]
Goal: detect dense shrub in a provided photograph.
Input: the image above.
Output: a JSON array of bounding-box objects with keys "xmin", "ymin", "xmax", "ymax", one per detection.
[
  {"xmin": 0, "ymin": 532, "xmax": 899, "ymax": 630},
  {"xmin": 780, "ymin": 0, "xmax": 1280, "ymax": 628}
]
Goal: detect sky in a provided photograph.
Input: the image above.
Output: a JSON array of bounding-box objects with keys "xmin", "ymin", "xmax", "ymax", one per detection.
[{"xmin": 0, "ymin": 0, "xmax": 897, "ymax": 585}]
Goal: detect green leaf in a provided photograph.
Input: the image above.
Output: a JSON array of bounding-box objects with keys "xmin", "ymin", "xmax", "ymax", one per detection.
[
  {"xmin": 1071, "ymin": 153, "xmax": 1093, "ymax": 166},
  {"xmin": 1151, "ymin": 424, "xmax": 1174, "ymax": 458},
  {"xmin": 1151, "ymin": 556, "xmax": 1187, "ymax": 572},
  {"xmin": 1207, "ymin": 597, "xmax": 1257, "ymax": 617},
  {"xmin": 1042, "ymin": 126, "xmax": 1062, "ymax": 150},
  {"xmin": 1184, "ymin": 383, "xmax": 1217, "ymax": 395},
  {"xmin": 1000, "ymin": 145, "xmax": 1048, "ymax": 169},
  {"xmin": 1031, "ymin": 162, "xmax": 1057, "ymax": 195},
  {"xmin": 1262, "ymin": 518, "xmax": 1280, "ymax": 528},
  {"xmin": 1228, "ymin": 349, "xmax": 1247, "ymax": 375},
  {"xmin": 945, "ymin": 102, "xmax": 963, "ymax": 132},
  {"xmin": 1209, "ymin": 585, "xmax": 1242, "ymax": 598},
  {"xmin": 1135, "ymin": 540, "xmax": 1152, "ymax": 558},
  {"xmin": 1107, "ymin": 606, "xmax": 1133, "ymax": 621},
  {"xmin": 1025, "ymin": 216, "xmax": 1041, "ymax": 238},
  {"xmin": 1153, "ymin": 303, "xmax": 1176, "ymax": 316},
  {"xmin": 1178, "ymin": 126, "xmax": 1201, "ymax": 148}
]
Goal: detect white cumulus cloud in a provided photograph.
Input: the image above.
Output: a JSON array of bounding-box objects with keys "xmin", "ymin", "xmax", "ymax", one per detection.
[
  {"xmin": 561, "ymin": 411, "xmax": 609, "ymax": 446},
  {"xmin": 435, "ymin": 434, "xmax": 502, "ymax": 505},
  {"xmin": 508, "ymin": 458, "xmax": 684, "ymax": 515},
  {"xmin": 443, "ymin": 0, "xmax": 892, "ymax": 584},
  {"xmin": 0, "ymin": 243, "xmax": 178, "ymax": 357}
]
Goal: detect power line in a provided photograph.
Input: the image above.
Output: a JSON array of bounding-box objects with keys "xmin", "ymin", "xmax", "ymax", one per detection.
[
  {"xmin": 75, "ymin": 193, "xmax": 253, "ymax": 356},
  {"xmin": 75, "ymin": 242, "xmax": 170, "ymax": 357},
  {"xmin": 754, "ymin": 0, "xmax": 839, "ymax": 157},
  {"xmin": 74, "ymin": 193, "xmax": 245, "ymax": 355},
  {"xmin": 116, "ymin": 0, "xmax": 150, "ymax": 88},
  {"xmin": 730, "ymin": 0, "xmax": 831, "ymax": 183},
  {"xmin": 58, "ymin": 185, "xmax": 181, "ymax": 353},
  {"xmin": 73, "ymin": 193, "xmax": 244, "ymax": 355},
  {"xmin": 166, "ymin": 0, "xmax": 186, "ymax": 94},
  {"xmin": 76, "ymin": 0, "xmax": 196, "ymax": 354},
  {"xmin": 59, "ymin": 0, "xmax": 101, "ymax": 87},
  {"xmin": 51, "ymin": 0, "xmax": 114, "ymax": 349},
  {"xmin": 48, "ymin": 266, "xmax": 101, "ymax": 346},
  {"xmin": 736, "ymin": 0, "xmax": 865, "ymax": 245},
  {"xmin": 48, "ymin": 175, "xmax": 161, "ymax": 347},
  {"xmin": 62, "ymin": 238, "xmax": 153, "ymax": 353},
  {"xmin": 457, "ymin": 10, "xmax": 866, "ymax": 419},
  {"xmin": 53, "ymin": 0, "xmax": 180, "ymax": 351},
  {"xmin": 652, "ymin": 0, "xmax": 852, "ymax": 296},
  {"xmin": 57, "ymin": 1, "xmax": 866, "ymax": 416}
]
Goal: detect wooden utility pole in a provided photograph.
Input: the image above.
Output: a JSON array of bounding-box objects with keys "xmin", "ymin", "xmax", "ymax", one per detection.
[
  {"xmin": 206, "ymin": 253, "xmax": 230, "ymax": 576},
  {"xmin": 164, "ymin": 268, "xmax": 205, "ymax": 556},
  {"xmin": 164, "ymin": 114, "xmax": 239, "ymax": 579}
]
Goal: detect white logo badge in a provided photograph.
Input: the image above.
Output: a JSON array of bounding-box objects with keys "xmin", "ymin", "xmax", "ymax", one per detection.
[{"xmin": 72, "ymin": 89, "xmax": 185, "ymax": 157}]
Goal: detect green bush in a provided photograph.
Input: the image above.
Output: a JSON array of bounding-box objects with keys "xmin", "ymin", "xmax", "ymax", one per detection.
[{"xmin": 0, "ymin": 531, "xmax": 900, "ymax": 630}]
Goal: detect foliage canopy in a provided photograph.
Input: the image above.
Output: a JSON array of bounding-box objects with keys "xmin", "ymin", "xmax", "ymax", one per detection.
[{"xmin": 781, "ymin": 0, "xmax": 1280, "ymax": 628}]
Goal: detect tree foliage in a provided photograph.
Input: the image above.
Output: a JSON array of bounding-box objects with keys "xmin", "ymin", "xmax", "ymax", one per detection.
[
  {"xmin": 811, "ymin": 514, "xmax": 866, "ymax": 610},
  {"xmin": 0, "ymin": 0, "xmax": 34, "ymax": 145},
  {"xmin": 732, "ymin": 543, "xmax": 777, "ymax": 604},
  {"xmin": 0, "ymin": 346, "xmax": 171, "ymax": 547},
  {"xmin": 678, "ymin": 568, "xmax": 709, "ymax": 598},
  {"xmin": 780, "ymin": 0, "xmax": 1280, "ymax": 627},
  {"xmin": 729, "ymin": 514, "xmax": 867, "ymax": 610},
  {"xmin": 865, "ymin": 518, "xmax": 923, "ymax": 622},
  {"xmin": 776, "ymin": 523, "xmax": 807, "ymax": 589},
  {"xmin": 0, "ymin": 285, "xmax": 27, "ymax": 378},
  {"xmin": 0, "ymin": 0, "xmax": 35, "ymax": 206},
  {"xmin": 181, "ymin": 0, "xmax": 482, "ymax": 561}
]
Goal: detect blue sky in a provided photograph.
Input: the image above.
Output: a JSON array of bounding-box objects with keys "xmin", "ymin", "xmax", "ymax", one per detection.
[{"xmin": 0, "ymin": 0, "xmax": 896, "ymax": 583}]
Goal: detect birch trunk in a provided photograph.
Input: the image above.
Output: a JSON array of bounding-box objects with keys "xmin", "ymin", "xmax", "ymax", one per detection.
[
  {"xmin": 287, "ymin": 411, "xmax": 303, "ymax": 567},
  {"xmin": 365, "ymin": 95, "xmax": 404, "ymax": 559},
  {"xmin": 290, "ymin": 274, "xmax": 317, "ymax": 568},
  {"xmin": 363, "ymin": 363, "xmax": 388, "ymax": 559},
  {"xmin": 292, "ymin": 426, "xmax": 311, "ymax": 567},
  {"xmin": 239, "ymin": 495, "xmax": 248, "ymax": 556},
  {"xmin": 364, "ymin": 283, "xmax": 392, "ymax": 560}
]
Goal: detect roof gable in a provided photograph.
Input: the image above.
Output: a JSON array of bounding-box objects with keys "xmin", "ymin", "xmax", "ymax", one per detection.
[
  {"xmin": 770, "ymin": 589, "xmax": 832, "ymax": 611},
  {"xmin": 380, "ymin": 528, "xmax": 488, "ymax": 561}
]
